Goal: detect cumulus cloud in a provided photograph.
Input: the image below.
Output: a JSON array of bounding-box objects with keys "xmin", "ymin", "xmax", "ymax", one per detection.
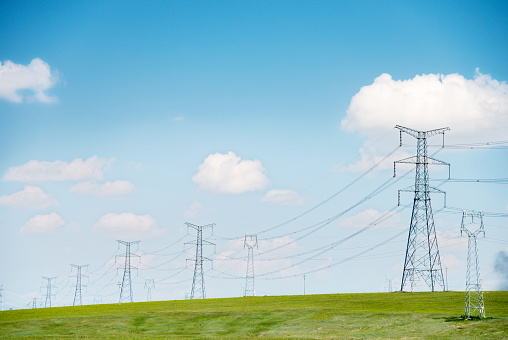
[
  {"xmin": 184, "ymin": 201, "xmax": 205, "ymax": 219},
  {"xmin": 341, "ymin": 70, "xmax": 508, "ymax": 171},
  {"xmin": 261, "ymin": 189, "xmax": 306, "ymax": 206},
  {"xmin": 20, "ymin": 212, "xmax": 65, "ymax": 234},
  {"xmin": 93, "ymin": 212, "xmax": 163, "ymax": 239},
  {"xmin": 4, "ymin": 156, "xmax": 110, "ymax": 182},
  {"xmin": 192, "ymin": 152, "xmax": 269, "ymax": 194},
  {"xmin": 70, "ymin": 180, "xmax": 136, "ymax": 199},
  {"xmin": 0, "ymin": 58, "xmax": 59, "ymax": 103},
  {"xmin": 0, "ymin": 186, "xmax": 57, "ymax": 209}
]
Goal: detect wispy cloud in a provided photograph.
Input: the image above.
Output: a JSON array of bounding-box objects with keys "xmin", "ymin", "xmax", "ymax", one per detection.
[
  {"xmin": 0, "ymin": 58, "xmax": 59, "ymax": 103},
  {"xmin": 0, "ymin": 186, "xmax": 57, "ymax": 209},
  {"xmin": 93, "ymin": 212, "xmax": 163, "ymax": 239},
  {"xmin": 70, "ymin": 180, "xmax": 136, "ymax": 200},
  {"xmin": 20, "ymin": 212, "xmax": 65, "ymax": 234},
  {"xmin": 261, "ymin": 189, "xmax": 306, "ymax": 206},
  {"xmin": 4, "ymin": 156, "xmax": 111, "ymax": 182}
]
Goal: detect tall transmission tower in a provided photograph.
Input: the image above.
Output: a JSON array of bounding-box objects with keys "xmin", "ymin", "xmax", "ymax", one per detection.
[
  {"xmin": 70, "ymin": 264, "xmax": 88, "ymax": 306},
  {"xmin": 144, "ymin": 278, "xmax": 155, "ymax": 302},
  {"xmin": 32, "ymin": 298, "xmax": 37, "ymax": 309},
  {"xmin": 185, "ymin": 223, "xmax": 215, "ymax": 299},
  {"xmin": 243, "ymin": 234, "xmax": 258, "ymax": 297},
  {"xmin": 461, "ymin": 210, "xmax": 486, "ymax": 318},
  {"xmin": 116, "ymin": 240, "xmax": 140, "ymax": 304},
  {"xmin": 42, "ymin": 276, "xmax": 57, "ymax": 308},
  {"xmin": 394, "ymin": 125, "xmax": 449, "ymax": 292},
  {"xmin": 0, "ymin": 284, "xmax": 3, "ymax": 310}
]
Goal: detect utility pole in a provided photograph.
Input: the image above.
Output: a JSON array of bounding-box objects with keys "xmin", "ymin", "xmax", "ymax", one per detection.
[
  {"xmin": 461, "ymin": 211, "xmax": 486, "ymax": 318},
  {"xmin": 70, "ymin": 264, "xmax": 88, "ymax": 306},
  {"xmin": 244, "ymin": 234, "xmax": 258, "ymax": 297},
  {"xmin": 394, "ymin": 125, "xmax": 449, "ymax": 292},
  {"xmin": 42, "ymin": 276, "xmax": 57, "ymax": 308},
  {"xmin": 116, "ymin": 240, "xmax": 140, "ymax": 304},
  {"xmin": 144, "ymin": 278, "xmax": 155, "ymax": 302},
  {"xmin": 186, "ymin": 223, "xmax": 215, "ymax": 299}
]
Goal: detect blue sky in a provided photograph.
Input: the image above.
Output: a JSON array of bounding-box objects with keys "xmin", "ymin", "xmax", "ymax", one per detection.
[{"xmin": 1, "ymin": 1, "xmax": 507, "ymax": 308}]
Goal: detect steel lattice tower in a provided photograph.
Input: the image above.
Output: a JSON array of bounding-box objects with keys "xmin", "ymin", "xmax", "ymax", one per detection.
[
  {"xmin": 186, "ymin": 223, "xmax": 215, "ymax": 299},
  {"xmin": 42, "ymin": 276, "xmax": 57, "ymax": 308},
  {"xmin": 394, "ymin": 125, "xmax": 449, "ymax": 292},
  {"xmin": 144, "ymin": 278, "xmax": 155, "ymax": 302},
  {"xmin": 461, "ymin": 211, "xmax": 486, "ymax": 318},
  {"xmin": 71, "ymin": 264, "xmax": 88, "ymax": 306},
  {"xmin": 0, "ymin": 284, "xmax": 3, "ymax": 311},
  {"xmin": 116, "ymin": 240, "xmax": 140, "ymax": 304},
  {"xmin": 244, "ymin": 234, "xmax": 258, "ymax": 297}
]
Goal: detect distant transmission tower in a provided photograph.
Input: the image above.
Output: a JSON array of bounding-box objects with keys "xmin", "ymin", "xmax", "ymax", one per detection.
[
  {"xmin": 0, "ymin": 284, "xmax": 3, "ymax": 310},
  {"xmin": 42, "ymin": 276, "xmax": 57, "ymax": 308},
  {"xmin": 144, "ymin": 278, "xmax": 155, "ymax": 302},
  {"xmin": 186, "ymin": 223, "xmax": 215, "ymax": 299},
  {"xmin": 461, "ymin": 211, "xmax": 486, "ymax": 318},
  {"xmin": 244, "ymin": 234, "xmax": 258, "ymax": 297},
  {"xmin": 32, "ymin": 298, "xmax": 37, "ymax": 309},
  {"xmin": 116, "ymin": 240, "xmax": 140, "ymax": 304},
  {"xmin": 93, "ymin": 295, "xmax": 102, "ymax": 305},
  {"xmin": 394, "ymin": 125, "xmax": 449, "ymax": 292},
  {"xmin": 70, "ymin": 264, "xmax": 88, "ymax": 306}
]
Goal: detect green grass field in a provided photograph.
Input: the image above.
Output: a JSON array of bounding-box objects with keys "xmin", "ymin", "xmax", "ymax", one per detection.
[{"xmin": 0, "ymin": 291, "xmax": 507, "ymax": 339}]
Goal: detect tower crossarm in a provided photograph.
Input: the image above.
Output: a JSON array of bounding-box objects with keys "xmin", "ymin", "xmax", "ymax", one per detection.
[{"xmin": 395, "ymin": 125, "xmax": 450, "ymax": 139}]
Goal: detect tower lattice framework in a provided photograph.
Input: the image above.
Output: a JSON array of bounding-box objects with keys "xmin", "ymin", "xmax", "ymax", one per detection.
[
  {"xmin": 244, "ymin": 234, "xmax": 258, "ymax": 297},
  {"xmin": 42, "ymin": 276, "xmax": 57, "ymax": 308},
  {"xmin": 394, "ymin": 125, "xmax": 449, "ymax": 292},
  {"xmin": 186, "ymin": 223, "xmax": 215, "ymax": 299},
  {"xmin": 461, "ymin": 211, "xmax": 486, "ymax": 318},
  {"xmin": 71, "ymin": 264, "xmax": 88, "ymax": 306},
  {"xmin": 116, "ymin": 240, "xmax": 140, "ymax": 304}
]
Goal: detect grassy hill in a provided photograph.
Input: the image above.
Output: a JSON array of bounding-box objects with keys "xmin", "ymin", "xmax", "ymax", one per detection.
[{"xmin": 0, "ymin": 291, "xmax": 507, "ymax": 339}]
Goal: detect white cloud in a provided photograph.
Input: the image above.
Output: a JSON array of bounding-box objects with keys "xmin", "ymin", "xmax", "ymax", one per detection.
[
  {"xmin": 0, "ymin": 186, "xmax": 57, "ymax": 209},
  {"xmin": 261, "ymin": 189, "xmax": 306, "ymax": 206},
  {"xmin": 184, "ymin": 201, "xmax": 205, "ymax": 219},
  {"xmin": 192, "ymin": 152, "xmax": 269, "ymax": 194},
  {"xmin": 340, "ymin": 209, "xmax": 401, "ymax": 229},
  {"xmin": 0, "ymin": 58, "xmax": 59, "ymax": 103},
  {"xmin": 4, "ymin": 156, "xmax": 110, "ymax": 182},
  {"xmin": 341, "ymin": 70, "xmax": 508, "ymax": 172},
  {"xmin": 70, "ymin": 180, "xmax": 136, "ymax": 199},
  {"xmin": 20, "ymin": 212, "xmax": 64, "ymax": 234},
  {"xmin": 93, "ymin": 212, "xmax": 163, "ymax": 239}
]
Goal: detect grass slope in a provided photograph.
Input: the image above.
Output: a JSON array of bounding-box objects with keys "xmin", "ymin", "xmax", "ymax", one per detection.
[{"xmin": 0, "ymin": 291, "xmax": 507, "ymax": 339}]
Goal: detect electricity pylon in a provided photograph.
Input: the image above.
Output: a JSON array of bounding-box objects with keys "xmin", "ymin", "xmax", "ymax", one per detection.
[
  {"xmin": 394, "ymin": 125, "xmax": 449, "ymax": 292},
  {"xmin": 70, "ymin": 264, "xmax": 88, "ymax": 306},
  {"xmin": 461, "ymin": 211, "xmax": 486, "ymax": 318},
  {"xmin": 32, "ymin": 298, "xmax": 37, "ymax": 309},
  {"xmin": 42, "ymin": 276, "xmax": 57, "ymax": 308},
  {"xmin": 0, "ymin": 284, "xmax": 3, "ymax": 310},
  {"xmin": 186, "ymin": 223, "xmax": 215, "ymax": 299},
  {"xmin": 244, "ymin": 234, "xmax": 258, "ymax": 297},
  {"xmin": 116, "ymin": 240, "xmax": 140, "ymax": 304},
  {"xmin": 144, "ymin": 278, "xmax": 155, "ymax": 302}
]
